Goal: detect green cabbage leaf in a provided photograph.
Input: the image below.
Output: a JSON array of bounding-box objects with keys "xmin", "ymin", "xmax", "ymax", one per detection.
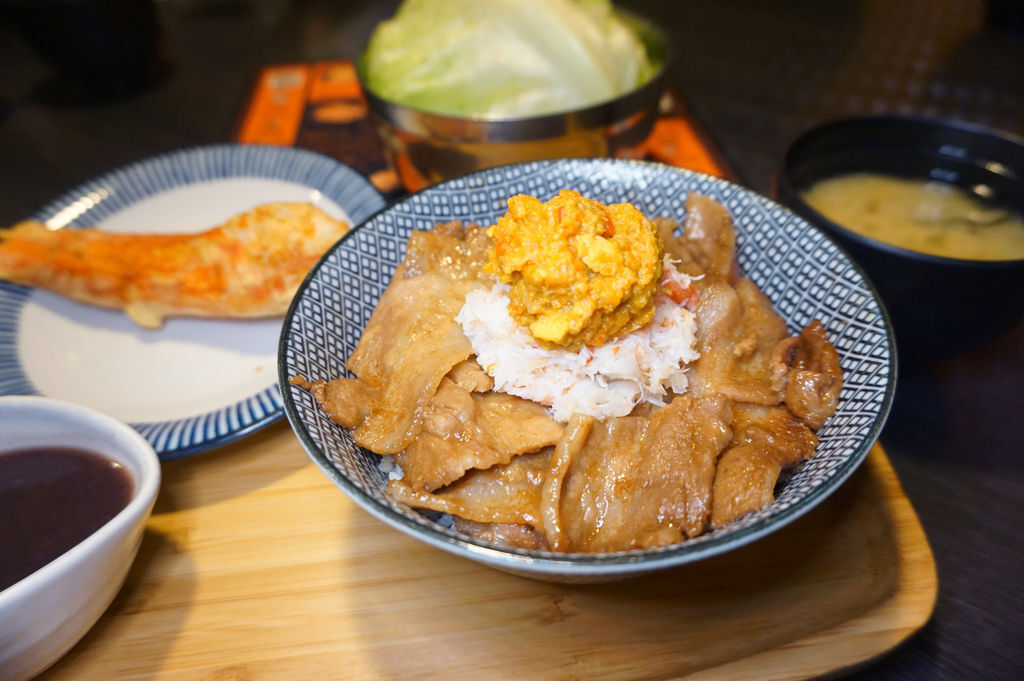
[{"xmin": 361, "ymin": 0, "xmax": 659, "ymax": 117}]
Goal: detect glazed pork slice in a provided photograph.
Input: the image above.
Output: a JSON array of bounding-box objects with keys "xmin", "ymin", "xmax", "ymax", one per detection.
[
  {"xmin": 708, "ymin": 445, "xmax": 780, "ymax": 531},
  {"xmin": 400, "ymin": 220, "xmax": 492, "ymax": 281},
  {"xmin": 388, "ymin": 449, "xmax": 552, "ymax": 528},
  {"xmin": 288, "ymin": 375, "xmax": 372, "ymax": 428},
  {"xmin": 688, "ymin": 278, "xmax": 793, "ymax": 405},
  {"xmin": 293, "ymin": 222, "xmax": 492, "ymax": 454},
  {"xmin": 654, "ymin": 216, "xmax": 704, "ymax": 276},
  {"xmin": 710, "ymin": 403, "xmax": 819, "ymax": 529},
  {"xmin": 784, "ymin": 320, "xmax": 843, "ymax": 429},
  {"xmin": 394, "ymin": 378, "xmax": 564, "ymax": 491},
  {"xmin": 451, "ymin": 518, "xmax": 549, "ymax": 552},
  {"xmin": 680, "ymin": 193, "xmax": 740, "ymax": 283},
  {"xmin": 541, "ymin": 394, "xmax": 733, "ymax": 553},
  {"xmin": 633, "ymin": 394, "xmax": 734, "ymax": 540},
  {"xmin": 310, "ymin": 271, "xmax": 476, "ymax": 453},
  {"xmin": 551, "ymin": 414, "xmax": 646, "ymax": 552},
  {"xmin": 446, "ymin": 358, "xmax": 494, "ymax": 393}
]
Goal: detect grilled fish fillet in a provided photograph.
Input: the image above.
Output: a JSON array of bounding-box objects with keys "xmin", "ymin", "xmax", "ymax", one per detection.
[{"xmin": 0, "ymin": 202, "xmax": 349, "ymax": 328}]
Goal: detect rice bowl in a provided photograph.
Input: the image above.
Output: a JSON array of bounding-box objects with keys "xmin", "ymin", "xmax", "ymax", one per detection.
[{"xmin": 279, "ymin": 159, "xmax": 895, "ymax": 581}]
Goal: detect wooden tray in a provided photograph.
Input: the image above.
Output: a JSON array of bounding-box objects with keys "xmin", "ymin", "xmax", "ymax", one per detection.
[
  {"xmin": 39, "ymin": 423, "xmax": 937, "ymax": 680},
  {"xmin": 38, "ymin": 62, "xmax": 935, "ymax": 679}
]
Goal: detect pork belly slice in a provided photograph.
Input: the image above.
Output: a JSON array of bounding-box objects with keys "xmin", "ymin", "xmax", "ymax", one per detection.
[
  {"xmin": 294, "ymin": 354, "xmax": 496, "ymax": 444},
  {"xmin": 680, "ymin": 193, "xmax": 740, "ymax": 283},
  {"xmin": 688, "ymin": 278, "xmax": 793, "ymax": 405},
  {"xmin": 784, "ymin": 320, "xmax": 843, "ymax": 429},
  {"xmin": 708, "ymin": 445, "xmax": 780, "ymax": 531},
  {"xmin": 388, "ymin": 448, "xmax": 552, "ymax": 528},
  {"xmin": 452, "ymin": 518, "xmax": 549, "ymax": 552},
  {"xmin": 539, "ymin": 414, "xmax": 593, "ymax": 552},
  {"xmin": 548, "ymin": 414, "xmax": 646, "ymax": 553},
  {"xmin": 295, "ymin": 223, "xmax": 492, "ymax": 455},
  {"xmin": 288, "ymin": 375, "xmax": 371, "ymax": 428},
  {"xmin": 639, "ymin": 393, "xmax": 734, "ymax": 540},
  {"xmin": 542, "ymin": 394, "xmax": 733, "ymax": 553},
  {"xmin": 446, "ymin": 358, "xmax": 494, "ymax": 393},
  {"xmin": 311, "ymin": 271, "xmax": 475, "ymax": 453},
  {"xmin": 654, "ymin": 216, "xmax": 705, "ymax": 278},
  {"xmin": 394, "ymin": 378, "xmax": 564, "ymax": 491},
  {"xmin": 710, "ymin": 403, "xmax": 819, "ymax": 529},
  {"xmin": 400, "ymin": 221, "xmax": 492, "ymax": 282}
]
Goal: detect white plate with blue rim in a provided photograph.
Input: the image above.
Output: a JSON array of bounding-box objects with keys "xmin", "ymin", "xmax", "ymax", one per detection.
[{"xmin": 0, "ymin": 144, "xmax": 386, "ymax": 460}]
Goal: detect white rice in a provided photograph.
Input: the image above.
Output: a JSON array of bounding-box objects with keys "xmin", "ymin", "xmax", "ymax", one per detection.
[
  {"xmin": 457, "ymin": 264, "xmax": 700, "ymax": 423},
  {"xmin": 378, "ymin": 454, "xmax": 404, "ymax": 481}
]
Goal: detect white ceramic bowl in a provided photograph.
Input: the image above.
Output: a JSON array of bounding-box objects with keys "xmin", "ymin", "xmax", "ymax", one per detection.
[{"xmin": 0, "ymin": 396, "xmax": 161, "ymax": 681}]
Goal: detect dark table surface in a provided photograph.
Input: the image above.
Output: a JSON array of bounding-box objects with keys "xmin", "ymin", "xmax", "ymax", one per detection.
[{"xmin": 1, "ymin": 1, "xmax": 1022, "ymax": 679}]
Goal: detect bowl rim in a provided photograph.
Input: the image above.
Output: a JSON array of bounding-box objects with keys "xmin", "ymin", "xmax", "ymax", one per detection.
[
  {"xmin": 279, "ymin": 157, "xmax": 897, "ymax": 577},
  {"xmin": 355, "ymin": 9, "xmax": 671, "ymax": 139},
  {"xmin": 0, "ymin": 396, "xmax": 161, "ymax": 601},
  {"xmin": 778, "ymin": 113, "xmax": 1024, "ymax": 267}
]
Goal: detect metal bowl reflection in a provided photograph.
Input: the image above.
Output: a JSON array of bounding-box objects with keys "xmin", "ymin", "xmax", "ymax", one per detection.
[{"xmin": 357, "ymin": 14, "xmax": 669, "ymax": 192}]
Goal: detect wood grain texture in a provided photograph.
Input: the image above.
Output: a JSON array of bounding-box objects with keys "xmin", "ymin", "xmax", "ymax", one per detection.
[{"xmin": 37, "ymin": 423, "xmax": 936, "ymax": 681}]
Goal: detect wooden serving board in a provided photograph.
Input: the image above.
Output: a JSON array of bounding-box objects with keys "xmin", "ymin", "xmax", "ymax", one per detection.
[{"xmin": 39, "ymin": 422, "xmax": 936, "ymax": 681}]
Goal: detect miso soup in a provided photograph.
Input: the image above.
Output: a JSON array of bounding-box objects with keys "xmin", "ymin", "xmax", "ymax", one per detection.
[{"xmin": 800, "ymin": 173, "xmax": 1024, "ymax": 261}]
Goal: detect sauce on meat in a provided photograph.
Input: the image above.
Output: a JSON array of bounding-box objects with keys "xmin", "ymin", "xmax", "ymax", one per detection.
[{"xmin": 0, "ymin": 447, "xmax": 133, "ymax": 591}]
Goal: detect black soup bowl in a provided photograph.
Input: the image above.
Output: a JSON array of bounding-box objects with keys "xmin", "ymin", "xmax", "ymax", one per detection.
[{"xmin": 777, "ymin": 115, "xmax": 1024, "ymax": 362}]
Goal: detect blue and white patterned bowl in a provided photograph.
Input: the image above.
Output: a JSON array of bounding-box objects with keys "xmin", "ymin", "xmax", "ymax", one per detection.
[
  {"xmin": 0, "ymin": 144, "xmax": 386, "ymax": 460},
  {"xmin": 280, "ymin": 159, "xmax": 896, "ymax": 581}
]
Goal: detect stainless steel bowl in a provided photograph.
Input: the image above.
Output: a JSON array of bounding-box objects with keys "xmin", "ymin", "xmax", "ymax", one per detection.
[{"xmin": 357, "ymin": 14, "xmax": 669, "ymax": 192}]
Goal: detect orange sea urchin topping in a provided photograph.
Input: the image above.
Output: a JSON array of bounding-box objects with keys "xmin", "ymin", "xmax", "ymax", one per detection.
[{"xmin": 485, "ymin": 190, "xmax": 664, "ymax": 350}]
